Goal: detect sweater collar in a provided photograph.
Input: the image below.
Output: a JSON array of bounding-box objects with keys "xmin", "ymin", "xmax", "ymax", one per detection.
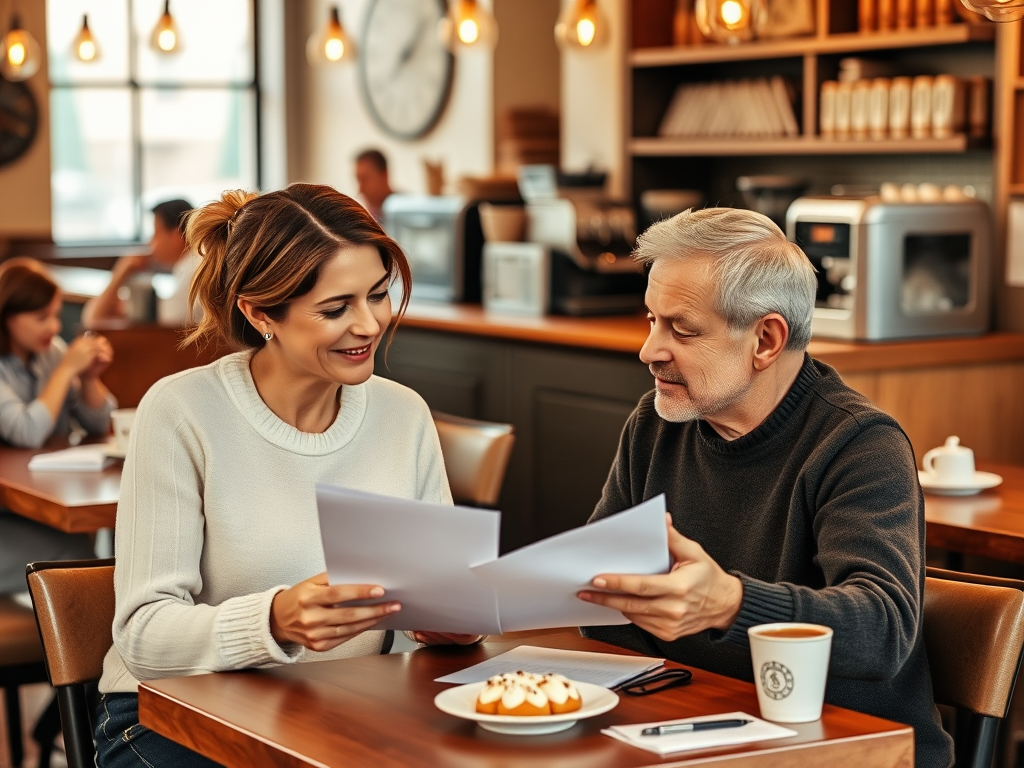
[
  {"xmin": 696, "ymin": 353, "xmax": 819, "ymax": 454},
  {"xmin": 218, "ymin": 350, "xmax": 368, "ymax": 456}
]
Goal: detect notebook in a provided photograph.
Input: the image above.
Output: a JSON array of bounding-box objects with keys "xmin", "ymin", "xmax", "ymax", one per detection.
[{"xmin": 28, "ymin": 445, "xmax": 114, "ymax": 472}]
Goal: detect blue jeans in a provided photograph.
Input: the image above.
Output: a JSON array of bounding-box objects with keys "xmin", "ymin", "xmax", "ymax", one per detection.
[{"xmin": 94, "ymin": 693, "xmax": 223, "ymax": 768}]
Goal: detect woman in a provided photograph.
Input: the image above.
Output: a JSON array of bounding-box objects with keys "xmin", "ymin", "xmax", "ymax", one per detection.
[
  {"xmin": 0, "ymin": 258, "xmax": 114, "ymax": 594},
  {"xmin": 96, "ymin": 185, "xmax": 474, "ymax": 768}
]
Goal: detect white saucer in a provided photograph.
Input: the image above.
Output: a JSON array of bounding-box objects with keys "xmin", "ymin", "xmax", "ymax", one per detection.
[
  {"xmin": 434, "ymin": 680, "xmax": 618, "ymax": 735},
  {"xmin": 918, "ymin": 470, "xmax": 1003, "ymax": 496},
  {"xmin": 103, "ymin": 441, "xmax": 128, "ymax": 460}
]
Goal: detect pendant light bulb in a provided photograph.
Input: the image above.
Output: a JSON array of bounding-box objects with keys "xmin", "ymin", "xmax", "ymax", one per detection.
[
  {"xmin": 958, "ymin": 0, "xmax": 1024, "ymax": 21},
  {"xmin": 438, "ymin": 0, "xmax": 498, "ymax": 52},
  {"xmin": 149, "ymin": 0, "xmax": 181, "ymax": 54},
  {"xmin": 555, "ymin": 0, "xmax": 607, "ymax": 50},
  {"xmin": 306, "ymin": 6, "xmax": 356, "ymax": 65},
  {"xmin": 0, "ymin": 15, "xmax": 42, "ymax": 81},
  {"xmin": 73, "ymin": 14, "xmax": 100, "ymax": 63}
]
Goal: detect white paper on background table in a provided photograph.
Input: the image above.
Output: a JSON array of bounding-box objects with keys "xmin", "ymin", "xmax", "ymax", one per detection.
[
  {"xmin": 603, "ymin": 712, "xmax": 798, "ymax": 755},
  {"xmin": 434, "ymin": 645, "xmax": 664, "ymax": 686},
  {"xmin": 317, "ymin": 486, "xmax": 669, "ymax": 634},
  {"xmin": 27, "ymin": 444, "xmax": 113, "ymax": 472}
]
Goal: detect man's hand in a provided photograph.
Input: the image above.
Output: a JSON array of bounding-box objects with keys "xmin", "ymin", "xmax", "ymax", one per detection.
[
  {"xmin": 577, "ymin": 514, "xmax": 744, "ymax": 642},
  {"xmin": 111, "ymin": 255, "xmax": 149, "ymax": 286},
  {"xmin": 411, "ymin": 632, "xmax": 484, "ymax": 646}
]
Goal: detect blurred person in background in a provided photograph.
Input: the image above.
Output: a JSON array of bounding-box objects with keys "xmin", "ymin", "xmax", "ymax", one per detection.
[
  {"xmin": 83, "ymin": 199, "xmax": 197, "ymax": 327},
  {"xmin": 0, "ymin": 258, "xmax": 115, "ymax": 593},
  {"xmin": 354, "ymin": 148, "xmax": 394, "ymax": 224}
]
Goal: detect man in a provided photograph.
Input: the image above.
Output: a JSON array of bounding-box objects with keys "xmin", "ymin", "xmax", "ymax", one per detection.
[
  {"xmin": 577, "ymin": 208, "xmax": 953, "ymax": 768},
  {"xmin": 354, "ymin": 148, "xmax": 393, "ymax": 223},
  {"xmin": 82, "ymin": 199, "xmax": 197, "ymax": 327}
]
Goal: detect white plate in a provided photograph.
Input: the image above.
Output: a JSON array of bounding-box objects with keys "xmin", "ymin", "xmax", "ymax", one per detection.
[
  {"xmin": 434, "ymin": 680, "xmax": 618, "ymax": 735},
  {"xmin": 918, "ymin": 470, "xmax": 1003, "ymax": 496},
  {"xmin": 103, "ymin": 441, "xmax": 128, "ymax": 460}
]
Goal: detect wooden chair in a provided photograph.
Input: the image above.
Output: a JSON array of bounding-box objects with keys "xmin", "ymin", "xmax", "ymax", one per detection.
[
  {"xmin": 26, "ymin": 558, "xmax": 115, "ymax": 768},
  {"xmin": 924, "ymin": 567, "xmax": 1024, "ymax": 768},
  {"xmin": 0, "ymin": 595, "xmax": 49, "ymax": 768},
  {"xmin": 432, "ymin": 411, "xmax": 515, "ymax": 508}
]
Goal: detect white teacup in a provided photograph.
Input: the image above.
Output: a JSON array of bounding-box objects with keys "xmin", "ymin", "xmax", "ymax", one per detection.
[
  {"xmin": 111, "ymin": 408, "xmax": 137, "ymax": 453},
  {"xmin": 922, "ymin": 436, "xmax": 975, "ymax": 485},
  {"xmin": 748, "ymin": 623, "xmax": 833, "ymax": 723}
]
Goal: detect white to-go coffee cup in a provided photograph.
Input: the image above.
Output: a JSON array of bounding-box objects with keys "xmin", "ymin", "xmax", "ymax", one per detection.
[
  {"xmin": 748, "ymin": 623, "xmax": 833, "ymax": 723},
  {"xmin": 111, "ymin": 408, "xmax": 137, "ymax": 453},
  {"xmin": 922, "ymin": 435, "xmax": 975, "ymax": 485}
]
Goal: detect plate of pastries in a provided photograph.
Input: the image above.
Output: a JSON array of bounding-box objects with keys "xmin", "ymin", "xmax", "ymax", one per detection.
[{"xmin": 434, "ymin": 671, "xmax": 619, "ymax": 735}]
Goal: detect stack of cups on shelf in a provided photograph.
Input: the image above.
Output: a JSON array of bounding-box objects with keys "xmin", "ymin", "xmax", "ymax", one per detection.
[
  {"xmin": 859, "ymin": 0, "xmax": 958, "ymax": 31},
  {"xmin": 820, "ymin": 74, "xmax": 989, "ymax": 141}
]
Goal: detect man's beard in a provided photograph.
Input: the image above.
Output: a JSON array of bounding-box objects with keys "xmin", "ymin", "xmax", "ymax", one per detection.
[{"xmin": 649, "ymin": 362, "xmax": 746, "ymax": 424}]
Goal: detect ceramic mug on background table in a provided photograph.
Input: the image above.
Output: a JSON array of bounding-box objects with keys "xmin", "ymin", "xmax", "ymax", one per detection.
[
  {"xmin": 748, "ymin": 623, "xmax": 833, "ymax": 723},
  {"xmin": 922, "ymin": 435, "xmax": 975, "ymax": 485},
  {"xmin": 111, "ymin": 408, "xmax": 137, "ymax": 454}
]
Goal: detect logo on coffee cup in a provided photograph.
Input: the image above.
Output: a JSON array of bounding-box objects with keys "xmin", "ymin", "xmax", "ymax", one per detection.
[{"xmin": 760, "ymin": 661, "xmax": 794, "ymax": 700}]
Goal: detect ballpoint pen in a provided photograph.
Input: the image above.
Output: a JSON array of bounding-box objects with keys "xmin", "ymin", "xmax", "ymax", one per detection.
[{"xmin": 641, "ymin": 718, "xmax": 752, "ymax": 736}]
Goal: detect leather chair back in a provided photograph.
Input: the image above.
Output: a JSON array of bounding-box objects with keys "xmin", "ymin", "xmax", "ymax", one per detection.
[
  {"xmin": 433, "ymin": 411, "xmax": 515, "ymax": 507},
  {"xmin": 924, "ymin": 567, "xmax": 1024, "ymax": 768},
  {"xmin": 26, "ymin": 558, "xmax": 115, "ymax": 768}
]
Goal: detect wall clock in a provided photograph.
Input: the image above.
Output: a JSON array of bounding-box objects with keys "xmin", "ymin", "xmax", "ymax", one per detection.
[
  {"xmin": 358, "ymin": 0, "xmax": 454, "ymax": 141},
  {"xmin": 0, "ymin": 76, "xmax": 38, "ymax": 168}
]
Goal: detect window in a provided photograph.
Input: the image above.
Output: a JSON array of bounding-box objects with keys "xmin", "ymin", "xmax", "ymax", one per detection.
[{"xmin": 47, "ymin": 0, "xmax": 258, "ymax": 243}]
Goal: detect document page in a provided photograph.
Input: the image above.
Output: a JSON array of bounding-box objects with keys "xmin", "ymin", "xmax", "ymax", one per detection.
[
  {"xmin": 316, "ymin": 485, "xmax": 502, "ymax": 634},
  {"xmin": 470, "ymin": 495, "xmax": 670, "ymax": 631},
  {"xmin": 435, "ymin": 645, "xmax": 664, "ymax": 687}
]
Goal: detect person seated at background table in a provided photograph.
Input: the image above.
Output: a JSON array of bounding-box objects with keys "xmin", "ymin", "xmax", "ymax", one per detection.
[
  {"xmin": 95, "ymin": 184, "xmax": 477, "ymax": 768},
  {"xmin": 354, "ymin": 148, "xmax": 394, "ymax": 224},
  {"xmin": 576, "ymin": 208, "xmax": 953, "ymax": 768},
  {"xmin": 82, "ymin": 199, "xmax": 198, "ymax": 327},
  {"xmin": 0, "ymin": 258, "xmax": 115, "ymax": 593}
]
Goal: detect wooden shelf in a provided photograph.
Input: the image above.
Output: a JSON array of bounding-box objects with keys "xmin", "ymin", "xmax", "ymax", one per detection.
[
  {"xmin": 1009, "ymin": 183, "xmax": 1024, "ymax": 195},
  {"xmin": 629, "ymin": 135, "xmax": 977, "ymax": 157},
  {"xmin": 630, "ymin": 24, "xmax": 996, "ymax": 67}
]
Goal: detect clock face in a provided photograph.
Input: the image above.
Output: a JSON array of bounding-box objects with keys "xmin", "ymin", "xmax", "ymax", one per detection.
[
  {"xmin": 358, "ymin": 0, "xmax": 454, "ymax": 140},
  {"xmin": 0, "ymin": 77, "xmax": 39, "ymax": 168}
]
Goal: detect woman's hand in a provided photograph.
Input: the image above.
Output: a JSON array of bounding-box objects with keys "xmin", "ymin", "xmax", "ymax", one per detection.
[
  {"xmin": 270, "ymin": 572, "xmax": 400, "ymax": 653},
  {"xmin": 411, "ymin": 632, "xmax": 485, "ymax": 646},
  {"xmin": 62, "ymin": 334, "xmax": 112, "ymax": 378}
]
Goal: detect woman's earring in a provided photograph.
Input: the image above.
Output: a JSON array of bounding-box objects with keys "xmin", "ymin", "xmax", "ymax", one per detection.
[{"xmin": 263, "ymin": 331, "xmax": 272, "ymax": 341}]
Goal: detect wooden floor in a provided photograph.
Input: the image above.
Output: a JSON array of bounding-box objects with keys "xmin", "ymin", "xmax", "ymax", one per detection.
[{"xmin": 0, "ymin": 684, "xmax": 67, "ymax": 768}]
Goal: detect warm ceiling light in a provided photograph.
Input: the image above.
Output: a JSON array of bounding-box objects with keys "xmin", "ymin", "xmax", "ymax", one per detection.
[
  {"xmin": 149, "ymin": 0, "xmax": 181, "ymax": 53},
  {"xmin": 306, "ymin": 5, "xmax": 356, "ymax": 65},
  {"xmin": 72, "ymin": 14, "xmax": 100, "ymax": 63},
  {"xmin": 958, "ymin": 0, "xmax": 1024, "ymax": 21},
  {"xmin": 555, "ymin": 0, "xmax": 607, "ymax": 50},
  {"xmin": 438, "ymin": 0, "xmax": 497, "ymax": 52},
  {"xmin": 0, "ymin": 14, "xmax": 42, "ymax": 81}
]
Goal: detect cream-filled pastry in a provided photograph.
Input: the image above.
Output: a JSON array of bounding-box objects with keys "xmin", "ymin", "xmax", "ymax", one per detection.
[
  {"xmin": 537, "ymin": 674, "xmax": 582, "ymax": 714},
  {"xmin": 474, "ymin": 671, "xmax": 583, "ymax": 716}
]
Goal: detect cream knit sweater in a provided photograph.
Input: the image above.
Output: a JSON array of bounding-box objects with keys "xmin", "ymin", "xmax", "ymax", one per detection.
[{"xmin": 100, "ymin": 351, "xmax": 451, "ymax": 693}]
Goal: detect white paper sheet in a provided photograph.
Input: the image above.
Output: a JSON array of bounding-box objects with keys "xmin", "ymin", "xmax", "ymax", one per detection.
[
  {"xmin": 27, "ymin": 444, "xmax": 113, "ymax": 472},
  {"xmin": 603, "ymin": 712, "xmax": 798, "ymax": 755},
  {"xmin": 434, "ymin": 645, "xmax": 664, "ymax": 686},
  {"xmin": 316, "ymin": 485, "xmax": 502, "ymax": 634},
  {"xmin": 316, "ymin": 487, "xmax": 669, "ymax": 635},
  {"xmin": 470, "ymin": 495, "xmax": 670, "ymax": 631}
]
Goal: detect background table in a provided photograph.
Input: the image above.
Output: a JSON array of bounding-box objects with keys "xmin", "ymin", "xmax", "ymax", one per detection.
[
  {"xmin": 925, "ymin": 461, "xmax": 1024, "ymax": 565},
  {"xmin": 0, "ymin": 444, "xmax": 119, "ymax": 533},
  {"xmin": 138, "ymin": 632, "xmax": 912, "ymax": 768}
]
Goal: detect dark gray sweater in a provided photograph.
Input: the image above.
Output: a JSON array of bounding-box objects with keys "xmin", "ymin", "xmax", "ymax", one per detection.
[{"xmin": 582, "ymin": 355, "xmax": 953, "ymax": 768}]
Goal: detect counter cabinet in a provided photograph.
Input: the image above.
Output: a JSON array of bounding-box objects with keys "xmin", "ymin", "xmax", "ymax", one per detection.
[{"xmin": 378, "ymin": 319, "xmax": 1024, "ymax": 550}]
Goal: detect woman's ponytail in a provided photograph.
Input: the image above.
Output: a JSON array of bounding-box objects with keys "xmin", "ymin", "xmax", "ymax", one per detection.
[{"xmin": 183, "ymin": 190, "xmax": 257, "ymax": 349}]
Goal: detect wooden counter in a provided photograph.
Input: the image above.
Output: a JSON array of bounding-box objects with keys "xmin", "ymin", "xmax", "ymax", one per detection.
[
  {"xmin": 380, "ymin": 306, "xmax": 1024, "ymax": 550},
  {"xmin": 396, "ymin": 302, "xmax": 1024, "ymax": 374}
]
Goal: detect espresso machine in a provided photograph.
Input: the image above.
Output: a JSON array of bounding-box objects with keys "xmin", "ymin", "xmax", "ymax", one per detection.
[{"xmin": 482, "ymin": 165, "xmax": 646, "ymax": 316}]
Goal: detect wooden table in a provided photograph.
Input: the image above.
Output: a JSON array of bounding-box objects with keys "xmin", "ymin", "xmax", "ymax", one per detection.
[
  {"xmin": 0, "ymin": 444, "xmax": 120, "ymax": 533},
  {"xmin": 138, "ymin": 632, "xmax": 913, "ymax": 768},
  {"xmin": 925, "ymin": 461, "xmax": 1024, "ymax": 565}
]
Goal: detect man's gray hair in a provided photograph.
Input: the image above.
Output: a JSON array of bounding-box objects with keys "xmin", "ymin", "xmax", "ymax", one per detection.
[{"xmin": 634, "ymin": 207, "xmax": 817, "ymax": 350}]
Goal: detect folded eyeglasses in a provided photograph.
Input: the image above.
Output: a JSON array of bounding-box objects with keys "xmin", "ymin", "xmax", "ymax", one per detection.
[{"xmin": 611, "ymin": 667, "xmax": 693, "ymax": 696}]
